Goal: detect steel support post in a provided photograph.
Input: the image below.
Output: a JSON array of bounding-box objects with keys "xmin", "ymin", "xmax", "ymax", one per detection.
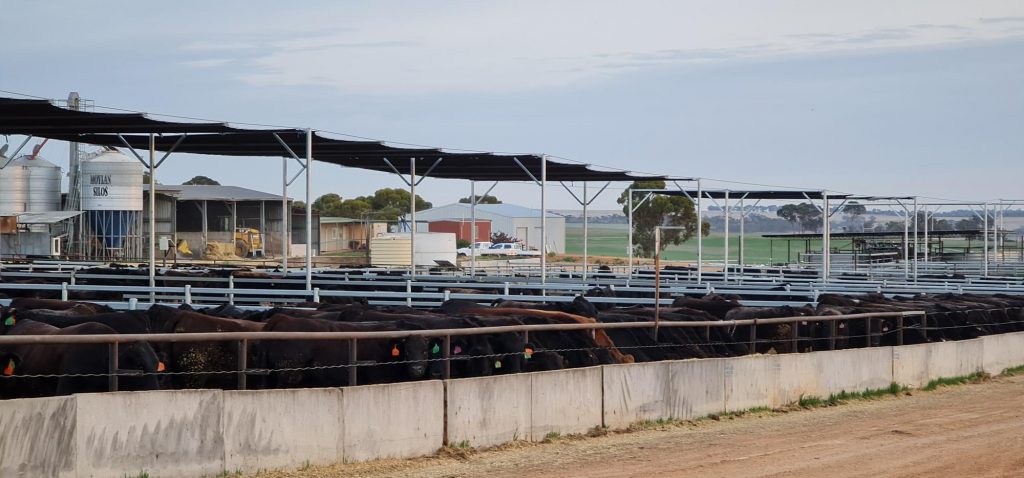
[
  {"xmin": 409, "ymin": 157, "xmax": 417, "ymax": 278},
  {"xmin": 903, "ymin": 203, "xmax": 910, "ymax": 280},
  {"xmin": 627, "ymin": 188, "xmax": 634, "ymax": 277},
  {"xmin": 237, "ymin": 339, "xmax": 248, "ymax": 390},
  {"xmin": 696, "ymin": 179, "xmax": 703, "ymax": 283},
  {"xmin": 148, "ymin": 134, "xmax": 156, "ymax": 303},
  {"xmin": 723, "ymin": 190, "xmax": 730, "ymax": 282},
  {"xmin": 913, "ymin": 197, "xmax": 918, "ymax": 282},
  {"xmin": 983, "ymin": 203, "xmax": 989, "ymax": 276},
  {"xmin": 540, "ymin": 155, "xmax": 547, "ymax": 287},
  {"xmin": 822, "ymin": 192, "xmax": 830, "ymax": 281},
  {"xmin": 470, "ymin": 181, "xmax": 476, "ymax": 276},
  {"xmin": 582, "ymin": 182, "xmax": 589, "ymax": 280},
  {"xmin": 305, "ymin": 128, "xmax": 313, "ymax": 291},
  {"xmin": 282, "ymin": 157, "xmax": 289, "ymax": 272},
  {"xmin": 739, "ymin": 197, "xmax": 745, "ymax": 271}
]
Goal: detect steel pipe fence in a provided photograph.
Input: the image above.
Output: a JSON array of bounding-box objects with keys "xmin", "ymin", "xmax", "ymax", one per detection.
[{"xmin": 0, "ymin": 311, "xmax": 933, "ymax": 392}]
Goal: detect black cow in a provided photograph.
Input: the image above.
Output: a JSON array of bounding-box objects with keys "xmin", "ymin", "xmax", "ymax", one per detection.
[{"xmin": 0, "ymin": 320, "xmax": 161, "ymax": 398}]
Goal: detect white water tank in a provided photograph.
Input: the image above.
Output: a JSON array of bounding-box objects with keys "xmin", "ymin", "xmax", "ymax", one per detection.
[
  {"xmin": 13, "ymin": 155, "xmax": 62, "ymax": 212},
  {"xmin": 0, "ymin": 154, "xmax": 26, "ymax": 214},
  {"xmin": 80, "ymin": 149, "xmax": 143, "ymax": 211}
]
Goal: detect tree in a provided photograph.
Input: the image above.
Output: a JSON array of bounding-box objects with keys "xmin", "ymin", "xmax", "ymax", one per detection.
[
  {"xmin": 616, "ymin": 180, "xmax": 708, "ymax": 258},
  {"xmin": 312, "ymin": 193, "xmax": 343, "ymax": 216},
  {"xmin": 182, "ymin": 175, "xmax": 220, "ymax": 186},
  {"xmin": 314, "ymin": 188, "xmax": 432, "ymax": 221},
  {"xmin": 459, "ymin": 194, "xmax": 502, "ymax": 204},
  {"xmin": 490, "ymin": 231, "xmax": 518, "ymax": 244},
  {"xmin": 337, "ymin": 198, "xmax": 372, "ymax": 218},
  {"xmin": 776, "ymin": 203, "xmax": 822, "ymax": 232},
  {"xmin": 843, "ymin": 201, "xmax": 867, "ymax": 232}
]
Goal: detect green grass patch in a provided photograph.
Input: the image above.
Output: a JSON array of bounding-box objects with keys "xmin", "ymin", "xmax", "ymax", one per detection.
[
  {"xmin": 922, "ymin": 372, "xmax": 989, "ymax": 391},
  {"xmin": 795, "ymin": 383, "xmax": 910, "ymax": 409},
  {"xmin": 454, "ymin": 440, "xmax": 472, "ymax": 449},
  {"xmin": 1001, "ymin": 365, "xmax": 1024, "ymax": 376},
  {"xmin": 542, "ymin": 431, "xmax": 561, "ymax": 442},
  {"xmin": 565, "ymin": 223, "xmax": 811, "ymax": 264},
  {"xmin": 126, "ymin": 473, "xmax": 150, "ymax": 478}
]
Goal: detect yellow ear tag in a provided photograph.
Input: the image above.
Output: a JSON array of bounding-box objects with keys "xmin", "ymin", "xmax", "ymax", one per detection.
[
  {"xmin": 3, "ymin": 359, "xmax": 14, "ymax": 376},
  {"xmin": 391, "ymin": 345, "xmax": 400, "ymax": 357}
]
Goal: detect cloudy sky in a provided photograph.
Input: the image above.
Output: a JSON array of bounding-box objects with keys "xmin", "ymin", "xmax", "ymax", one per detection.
[{"xmin": 3, "ymin": 0, "xmax": 1023, "ymax": 210}]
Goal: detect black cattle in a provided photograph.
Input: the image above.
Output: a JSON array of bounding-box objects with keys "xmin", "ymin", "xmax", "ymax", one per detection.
[
  {"xmin": 0, "ymin": 320, "xmax": 161, "ymax": 398},
  {"xmin": 724, "ymin": 305, "xmax": 816, "ymax": 354},
  {"xmin": 671, "ymin": 296, "xmax": 744, "ymax": 320},
  {"xmin": 9, "ymin": 298, "xmax": 114, "ymax": 314},
  {"xmin": 148, "ymin": 305, "xmax": 264, "ymax": 390},
  {"xmin": 261, "ymin": 315, "xmax": 430, "ymax": 388},
  {"xmin": 492, "ymin": 295, "xmax": 599, "ymax": 318}
]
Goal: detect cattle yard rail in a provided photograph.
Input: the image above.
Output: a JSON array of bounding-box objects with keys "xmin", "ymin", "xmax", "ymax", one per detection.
[{"xmin": 0, "ymin": 311, "xmax": 926, "ymax": 391}]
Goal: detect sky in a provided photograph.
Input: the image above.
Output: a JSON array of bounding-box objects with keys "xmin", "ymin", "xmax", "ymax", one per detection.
[{"xmin": 2, "ymin": 0, "xmax": 1023, "ymax": 211}]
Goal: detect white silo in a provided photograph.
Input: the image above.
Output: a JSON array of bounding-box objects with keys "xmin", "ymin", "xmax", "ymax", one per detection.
[
  {"xmin": 0, "ymin": 154, "xmax": 26, "ymax": 214},
  {"xmin": 13, "ymin": 155, "xmax": 62, "ymax": 213},
  {"xmin": 80, "ymin": 148, "xmax": 144, "ymax": 257}
]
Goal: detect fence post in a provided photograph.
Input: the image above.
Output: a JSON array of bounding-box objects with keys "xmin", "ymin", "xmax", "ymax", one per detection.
[
  {"xmin": 61, "ymin": 282, "xmax": 68, "ymax": 301},
  {"xmin": 864, "ymin": 317, "xmax": 872, "ymax": 347},
  {"xmin": 829, "ymin": 320, "xmax": 836, "ymax": 350},
  {"xmin": 228, "ymin": 275, "xmax": 235, "ymax": 305},
  {"xmin": 897, "ymin": 314, "xmax": 904, "ymax": 346},
  {"xmin": 128, "ymin": 298, "xmax": 138, "ymax": 310},
  {"xmin": 406, "ymin": 280, "xmax": 412, "ymax": 307},
  {"xmin": 312, "ymin": 287, "xmax": 320, "ymax": 303},
  {"xmin": 348, "ymin": 338, "xmax": 358, "ymax": 386},
  {"xmin": 443, "ymin": 335, "xmax": 451, "ymax": 380},
  {"xmin": 237, "ymin": 339, "xmax": 248, "ymax": 390},
  {"xmin": 921, "ymin": 313, "xmax": 928, "ymax": 342},
  {"xmin": 443, "ymin": 289, "xmax": 451, "ymax": 302},
  {"xmin": 69, "ymin": 270, "xmax": 76, "ymax": 285},
  {"xmin": 790, "ymin": 319, "xmax": 799, "ymax": 353},
  {"xmin": 748, "ymin": 319, "xmax": 758, "ymax": 354},
  {"xmin": 184, "ymin": 284, "xmax": 192, "ymax": 305},
  {"xmin": 108, "ymin": 342, "xmax": 119, "ymax": 392}
]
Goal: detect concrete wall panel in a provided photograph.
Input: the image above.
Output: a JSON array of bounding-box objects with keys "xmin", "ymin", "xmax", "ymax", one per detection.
[
  {"xmin": 723, "ymin": 355, "xmax": 777, "ymax": 411},
  {"xmin": 666, "ymin": 358, "xmax": 726, "ymax": 420},
  {"xmin": 531, "ymin": 367, "xmax": 603, "ymax": 441},
  {"xmin": 223, "ymin": 388, "xmax": 342, "ymax": 473},
  {"xmin": 927, "ymin": 339, "xmax": 984, "ymax": 380},
  {"xmin": 982, "ymin": 332, "xmax": 1024, "ymax": 375},
  {"xmin": 75, "ymin": 390, "xmax": 224, "ymax": 478},
  {"xmin": 602, "ymin": 362, "xmax": 668, "ymax": 429},
  {"xmin": 0, "ymin": 396, "xmax": 76, "ymax": 478},
  {"xmin": 892, "ymin": 343, "xmax": 931, "ymax": 388},
  {"xmin": 342, "ymin": 381, "xmax": 444, "ymax": 462},
  {"xmin": 446, "ymin": 374, "xmax": 532, "ymax": 448}
]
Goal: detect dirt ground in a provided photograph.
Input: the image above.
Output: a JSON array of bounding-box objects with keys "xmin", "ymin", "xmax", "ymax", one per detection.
[{"xmin": 256, "ymin": 374, "xmax": 1024, "ymax": 478}]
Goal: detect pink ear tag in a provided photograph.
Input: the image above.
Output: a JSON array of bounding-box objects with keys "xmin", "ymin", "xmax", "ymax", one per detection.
[{"xmin": 453, "ymin": 346, "xmax": 462, "ymax": 354}]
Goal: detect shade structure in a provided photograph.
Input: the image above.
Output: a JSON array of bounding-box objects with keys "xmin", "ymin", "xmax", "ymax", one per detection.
[
  {"xmin": 0, "ymin": 97, "xmax": 663, "ymax": 182},
  {"xmin": 656, "ymin": 190, "xmax": 848, "ymax": 200}
]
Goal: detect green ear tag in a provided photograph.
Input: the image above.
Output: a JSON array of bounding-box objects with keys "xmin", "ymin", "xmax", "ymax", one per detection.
[
  {"xmin": 431, "ymin": 344, "xmax": 440, "ymax": 354},
  {"xmin": 494, "ymin": 360, "xmax": 502, "ymax": 369},
  {"xmin": 3, "ymin": 317, "xmax": 13, "ymax": 326}
]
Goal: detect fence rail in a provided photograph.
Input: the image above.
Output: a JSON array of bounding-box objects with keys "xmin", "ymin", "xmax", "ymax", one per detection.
[{"xmin": 0, "ymin": 310, "xmax": 926, "ymax": 391}]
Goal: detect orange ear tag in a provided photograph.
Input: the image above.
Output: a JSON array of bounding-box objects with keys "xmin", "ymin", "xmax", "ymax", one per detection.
[
  {"xmin": 391, "ymin": 345, "xmax": 400, "ymax": 357},
  {"xmin": 3, "ymin": 359, "xmax": 14, "ymax": 376},
  {"xmin": 524, "ymin": 347, "xmax": 534, "ymax": 359},
  {"xmin": 157, "ymin": 362, "xmax": 166, "ymax": 372}
]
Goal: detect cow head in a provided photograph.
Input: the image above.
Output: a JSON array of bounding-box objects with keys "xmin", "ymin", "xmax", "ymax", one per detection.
[
  {"xmin": 397, "ymin": 336, "xmax": 429, "ymax": 380},
  {"xmin": 119, "ymin": 342, "xmax": 163, "ymax": 391}
]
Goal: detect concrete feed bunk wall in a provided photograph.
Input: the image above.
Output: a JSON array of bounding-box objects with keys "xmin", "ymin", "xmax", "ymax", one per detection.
[{"xmin": 2, "ymin": 332, "xmax": 1023, "ymax": 477}]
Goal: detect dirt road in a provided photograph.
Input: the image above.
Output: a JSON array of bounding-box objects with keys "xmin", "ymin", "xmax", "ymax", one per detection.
[{"xmin": 261, "ymin": 374, "xmax": 1024, "ymax": 478}]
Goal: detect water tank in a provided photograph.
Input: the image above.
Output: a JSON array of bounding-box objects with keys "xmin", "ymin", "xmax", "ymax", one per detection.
[
  {"xmin": 12, "ymin": 155, "xmax": 62, "ymax": 212},
  {"xmin": 0, "ymin": 154, "xmax": 26, "ymax": 214},
  {"xmin": 80, "ymin": 149, "xmax": 143, "ymax": 211}
]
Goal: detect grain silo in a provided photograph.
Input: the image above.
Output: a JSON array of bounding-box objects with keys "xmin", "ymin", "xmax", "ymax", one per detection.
[{"xmin": 80, "ymin": 148, "xmax": 144, "ymax": 258}]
